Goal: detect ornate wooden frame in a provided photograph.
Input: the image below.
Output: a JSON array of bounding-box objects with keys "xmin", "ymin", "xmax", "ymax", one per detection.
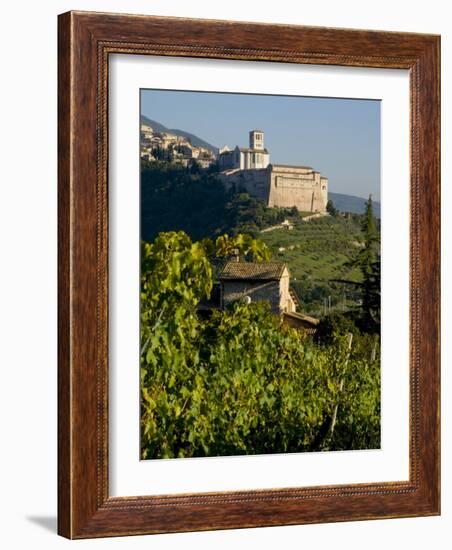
[{"xmin": 58, "ymin": 10, "xmax": 440, "ymax": 539}]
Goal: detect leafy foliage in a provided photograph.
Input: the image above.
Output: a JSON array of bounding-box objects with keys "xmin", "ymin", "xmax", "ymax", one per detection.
[
  {"xmin": 315, "ymin": 312, "xmax": 358, "ymax": 345},
  {"xmin": 326, "ymin": 199, "xmax": 338, "ymax": 216},
  {"xmin": 141, "ymin": 161, "xmax": 232, "ymax": 242},
  {"xmin": 206, "ymin": 233, "xmax": 270, "ymax": 262},
  {"xmin": 140, "ymin": 231, "xmax": 381, "ymax": 459},
  {"xmin": 141, "ymin": 161, "xmax": 308, "ymax": 241}
]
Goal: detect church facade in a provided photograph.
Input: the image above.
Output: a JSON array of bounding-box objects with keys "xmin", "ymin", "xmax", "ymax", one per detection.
[
  {"xmin": 218, "ymin": 130, "xmax": 270, "ymax": 171},
  {"xmin": 218, "ymin": 130, "xmax": 328, "ymax": 213}
]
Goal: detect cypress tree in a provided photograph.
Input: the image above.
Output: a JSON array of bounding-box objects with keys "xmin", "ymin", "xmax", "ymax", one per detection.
[{"xmin": 358, "ymin": 195, "xmax": 380, "ymax": 332}]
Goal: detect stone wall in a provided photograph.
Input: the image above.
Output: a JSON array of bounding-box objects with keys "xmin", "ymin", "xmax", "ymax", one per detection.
[
  {"xmin": 219, "ymin": 164, "xmax": 328, "ymax": 213},
  {"xmin": 219, "ymin": 167, "xmax": 271, "ymax": 203},
  {"xmin": 279, "ymin": 272, "xmax": 292, "ymax": 313},
  {"xmin": 221, "ymin": 270, "xmax": 293, "ymax": 314},
  {"xmin": 221, "ymin": 280, "xmax": 281, "ymax": 313},
  {"xmin": 268, "ymin": 165, "xmax": 328, "ymax": 213}
]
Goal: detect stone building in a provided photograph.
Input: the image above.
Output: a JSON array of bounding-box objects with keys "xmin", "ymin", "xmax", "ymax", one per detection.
[
  {"xmin": 216, "ymin": 259, "xmax": 319, "ymax": 332},
  {"xmin": 218, "ymin": 130, "xmax": 270, "ymax": 171},
  {"xmin": 218, "ymin": 260, "xmax": 296, "ymax": 315},
  {"xmin": 140, "ymin": 122, "xmax": 216, "ymax": 167},
  {"xmin": 218, "ymin": 130, "xmax": 328, "ymax": 213}
]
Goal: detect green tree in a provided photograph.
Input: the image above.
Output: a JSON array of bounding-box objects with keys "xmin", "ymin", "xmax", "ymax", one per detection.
[
  {"xmin": 315, "ymin": 312, "xmax": 357, "ymax": 345},
  {"xmin": 290, "ymin": 205, "xmax": 299, "ymax": 217},
  {"xmin": 211, "ymin": 233, "xmax": 270, "ymax": 262},
  {"xmin": 326, "ymin": 199, "xmax": 338, "ymax": 216},
  {"xmin": 151, "ymin": 146, "xmax": 164, "ymax": 161},
  {"xmin": 140, "ymin": 232, "xmax": 212, "ymax": 458},
  {"xmin": 330, "ymin": 196, "xmax": 380, "ymax": 332},
  {"xmin": 357, "ymin": 195, "xmax": 380, "ymax": 332},
  {"xmin": 189, "ymin": 159, "xmax": 201, "ymax": 174},
  {"xmin": 140, "ymin": 162, "xmax": 233, "ymax": 241}
]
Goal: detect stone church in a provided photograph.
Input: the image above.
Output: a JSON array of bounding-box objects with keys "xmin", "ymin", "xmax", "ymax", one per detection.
[
  {"xmin": 218, "ymin": 130, "xmax": 328, "ymax": 213},
  {"xmin": 218, "ymin": 130, "xmax": 270, "ymax": 170}
]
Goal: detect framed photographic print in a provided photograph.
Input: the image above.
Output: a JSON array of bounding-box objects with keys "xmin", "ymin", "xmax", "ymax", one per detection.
[{"xmin": 58, "ymin": 11, "xmax": 440, "ymax": 538}]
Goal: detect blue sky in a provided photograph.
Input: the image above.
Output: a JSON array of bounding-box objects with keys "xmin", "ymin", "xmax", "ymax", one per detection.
[{"xmin": 141, "ymin": 89, "xmax": 380, "ymax": 200}]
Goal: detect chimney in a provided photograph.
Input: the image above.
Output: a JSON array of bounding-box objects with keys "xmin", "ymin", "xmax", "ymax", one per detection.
[{"xmin": 231, "ymin": 248, "xmax": 240, "ymax": 262}]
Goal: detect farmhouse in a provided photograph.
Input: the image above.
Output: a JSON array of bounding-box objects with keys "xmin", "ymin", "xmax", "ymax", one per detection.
[
  {"xmin": 216, "ymin": 258, "xmax": 319, "ymax": 333},
  {"xmin": 218, "ymin": 260, "xmax": 296, "ymax": 314},
  {"xmin": 218, "ymin": 130, "xmax": 329, "ymax": 213}
]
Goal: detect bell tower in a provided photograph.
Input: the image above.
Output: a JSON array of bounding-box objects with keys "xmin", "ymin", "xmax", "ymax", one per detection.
[{"xmin": 249, "ymin": 130, "xmax": 264, "ymax": 150}]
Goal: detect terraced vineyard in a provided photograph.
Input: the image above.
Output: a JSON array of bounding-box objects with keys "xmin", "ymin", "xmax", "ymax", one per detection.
[{"xmin": 259, "ymin": 214, "xmax": 365, "ymax": 317}]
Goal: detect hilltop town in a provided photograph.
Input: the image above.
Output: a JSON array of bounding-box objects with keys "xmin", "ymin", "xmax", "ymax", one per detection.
[
  {"xmin": 140, "ymin": 121, "xmax": 217, "ymax": 169},
  {"xmin": 141, "ymin": 123, "xmax": 329, "ymax": 214}
]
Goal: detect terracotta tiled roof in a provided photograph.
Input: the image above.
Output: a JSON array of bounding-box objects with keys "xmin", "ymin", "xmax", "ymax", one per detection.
[{"xmin": 219, "ymin": 261, "xmax": 287, "ymax": 281}]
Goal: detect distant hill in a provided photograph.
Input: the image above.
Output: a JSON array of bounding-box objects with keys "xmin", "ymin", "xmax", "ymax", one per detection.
[
  {"xmin": 141, "ymin": 115, "xmax": 219, "ymax": 155},
  {"xmin": 329, "ymin": 192, "xmax": 381, "ymax": 218}
]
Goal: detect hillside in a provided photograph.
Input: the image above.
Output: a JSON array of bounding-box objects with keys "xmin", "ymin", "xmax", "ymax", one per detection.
[
  {"xmin": 140, "ymin": 161, "xmax": 380, "ymax": 316},
  {"xmin": 141, "ymin": 115, "xmax": 219, "ymax": 155},
  {"xmin": 329, "ymin": 192, "xmax": 381, "ymax": 217},
  {"xmin": 259, "ymin": 215, "xmax": 365, "ymax": 317}
]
